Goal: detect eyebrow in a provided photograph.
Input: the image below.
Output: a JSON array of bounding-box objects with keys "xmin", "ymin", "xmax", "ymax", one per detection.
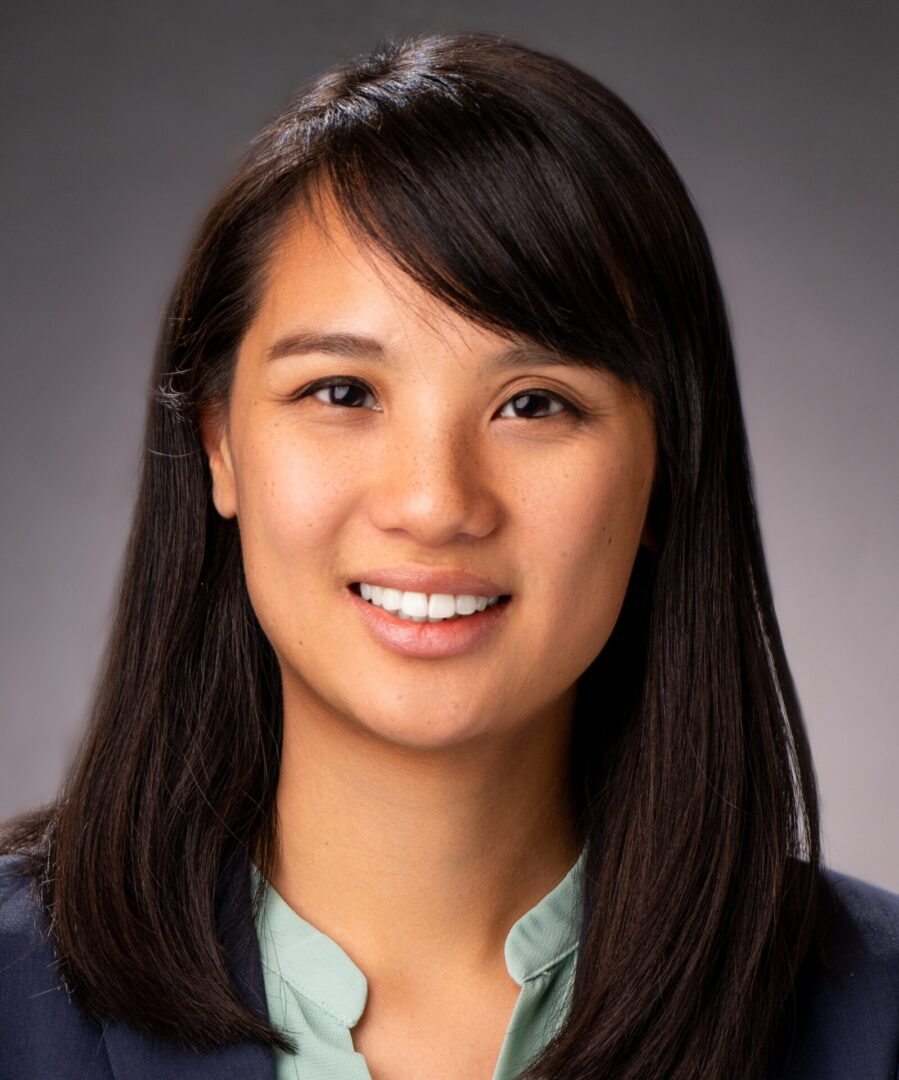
[
  {"xmin": 265, "ymin": 330, "xmax": 583, "ymax": 371},
  {"xmin": 267, "ymin": 331, "xmax": 385, "ymax": 362}
]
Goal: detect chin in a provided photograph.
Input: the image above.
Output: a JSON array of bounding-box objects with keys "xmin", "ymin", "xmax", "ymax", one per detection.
[{"xmin": 348, "ymin": 702, "xmax": 499, "ymax": 751}]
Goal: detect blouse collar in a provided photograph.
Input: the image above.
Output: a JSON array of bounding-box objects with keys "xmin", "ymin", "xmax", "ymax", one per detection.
[{"xmin": 253, "ymin": 843, "xmax": 587, "ymax": 1028}]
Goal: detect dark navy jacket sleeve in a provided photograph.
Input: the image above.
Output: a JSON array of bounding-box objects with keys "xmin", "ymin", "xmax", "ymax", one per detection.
[{"xmin": 2, "ymin": 850, "xmax": 898, "ymax": 1079}]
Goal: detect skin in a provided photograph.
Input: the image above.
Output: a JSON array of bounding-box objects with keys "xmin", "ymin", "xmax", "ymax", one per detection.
[{"xmin": 202, "ymin": 193, "xmax": 657, "ymax": 1078}]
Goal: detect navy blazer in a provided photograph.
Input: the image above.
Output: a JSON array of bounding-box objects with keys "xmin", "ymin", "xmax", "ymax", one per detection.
[{"xmin": 2, "ymin": 851, "xmax": 898, "ymax": 1079}]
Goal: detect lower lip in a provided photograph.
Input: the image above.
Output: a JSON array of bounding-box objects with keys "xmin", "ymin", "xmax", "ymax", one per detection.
[{"xmin": 345, "ymin": 586, "xmax": 512, "ymax": 658}]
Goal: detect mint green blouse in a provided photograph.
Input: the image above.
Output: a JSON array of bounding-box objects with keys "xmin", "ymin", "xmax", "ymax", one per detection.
[{"xmin": 252, "ymin": 844, "xmax": 587, "ymax": 1080}]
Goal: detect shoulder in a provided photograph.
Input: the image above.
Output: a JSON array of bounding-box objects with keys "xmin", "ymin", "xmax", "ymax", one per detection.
[
  {"xmin": 0, "ymin": 851, "xmax": 53, "ymax": 978},
  {"xmin": 1, "ymin": 851, "xmax": 275, "ymax": 1080},
  {"xmin": 821, "ymin": 865, "xmax": 899, "ymax": 956},
  {"xmin": 769, "ymin": 864, "xmax": 899, "ymax": 1079},
  {"xmin": 0, "ymin": 852, "xmax": 114, "ymax": 1077},
  {"xmin": 816, "ymin": 864, "xmax": 899, "ymax": 1006}
]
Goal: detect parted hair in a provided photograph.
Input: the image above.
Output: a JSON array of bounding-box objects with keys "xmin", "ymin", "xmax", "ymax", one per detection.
[{"xmin": 2, "ymin": 31, "xmax": 824, "ymax": 1080}]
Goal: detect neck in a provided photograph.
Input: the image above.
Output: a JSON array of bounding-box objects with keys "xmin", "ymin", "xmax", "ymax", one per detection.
[{"xmin": 268, "ymin": 681, "xmax": 581, "ymax": 996}]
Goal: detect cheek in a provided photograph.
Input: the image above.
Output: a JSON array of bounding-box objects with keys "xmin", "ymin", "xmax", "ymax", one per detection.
[
  {"xmin": 532, "ymin": 451, "xmax": 649, "ymax": 643},
  {"xmin": 234, "ymin": 431, "xmax": 350, "ymax": 583}
]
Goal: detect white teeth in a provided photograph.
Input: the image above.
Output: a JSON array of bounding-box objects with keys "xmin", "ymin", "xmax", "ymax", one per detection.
[
  {"xmin": 400, "ymin": 592, "xmax": 429, "ymax": 618},
  {"xmin": 428, "ymin": 593, "xmax": 456, "ymax": 620},
  {"xmin": 355, "ymin": 584, "xmax": 503, "ymax": 622},
  {"xmin": 381, "ymin": 587, "xmax": 403, "ymax": 612},
  {"xmin": 454, "ymin": 595, "xmax": 478, "ymax": 616}
]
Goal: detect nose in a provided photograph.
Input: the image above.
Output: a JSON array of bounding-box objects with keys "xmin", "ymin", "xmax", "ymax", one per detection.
[{"xmin": 365, "ymin": 417, "xmax": 501, "ymax": 546}]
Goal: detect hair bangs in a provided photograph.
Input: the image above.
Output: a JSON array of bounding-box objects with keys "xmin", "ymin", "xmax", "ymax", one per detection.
[{"xmin": 307, "ymin": 58, "xmax": 647, "ymax": 384}]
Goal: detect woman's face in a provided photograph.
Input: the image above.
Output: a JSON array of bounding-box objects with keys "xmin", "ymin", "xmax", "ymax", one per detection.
[{"xmin": 203, "ymin": 197, "xmax": 657, "ymax": 750}]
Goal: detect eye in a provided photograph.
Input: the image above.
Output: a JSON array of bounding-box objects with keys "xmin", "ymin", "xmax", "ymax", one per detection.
[
  {"xmin": 496, "ymin": 391, "xmax": 573, "ymax": 420},
  {"xmin": 301, "ymin": 377, "xmax": 378, "ymax": 410}
]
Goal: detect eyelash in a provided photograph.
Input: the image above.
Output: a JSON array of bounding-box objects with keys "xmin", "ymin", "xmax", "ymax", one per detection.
[{"xmin": 290, "ymin": 376, "xmax": 584, "ymax": 421}]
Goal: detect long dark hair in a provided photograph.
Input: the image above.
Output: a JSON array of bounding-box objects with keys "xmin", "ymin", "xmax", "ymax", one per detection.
[{"xmin": 3, "ymin": 31, "xmax": 823, "ymax": 1079}]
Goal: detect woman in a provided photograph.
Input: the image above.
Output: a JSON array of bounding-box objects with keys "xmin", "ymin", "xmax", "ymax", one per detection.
[{"xmin": 1, "ymin": 31, "xmax": 897, "ymax": 1080}]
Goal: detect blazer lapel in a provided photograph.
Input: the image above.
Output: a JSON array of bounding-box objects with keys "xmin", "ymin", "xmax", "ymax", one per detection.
[{"xmin": 103, "ymin": 847, "xmax": 276, "ymax": 1080}]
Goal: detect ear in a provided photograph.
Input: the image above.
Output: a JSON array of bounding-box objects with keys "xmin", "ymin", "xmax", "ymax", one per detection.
[{"xmin": 199, "ymin": 407, "xmax": 238, "ymax": 520}]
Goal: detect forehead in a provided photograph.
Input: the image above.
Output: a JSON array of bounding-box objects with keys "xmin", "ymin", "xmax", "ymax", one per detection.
[{"xmin": 246, "ymin": 195, "xmax": 510, "ymax": 361}]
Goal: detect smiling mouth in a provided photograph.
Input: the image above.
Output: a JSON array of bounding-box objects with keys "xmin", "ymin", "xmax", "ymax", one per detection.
[{"xmin": 345, "ymin": 583, "xmax": 510, "ymax": 626}]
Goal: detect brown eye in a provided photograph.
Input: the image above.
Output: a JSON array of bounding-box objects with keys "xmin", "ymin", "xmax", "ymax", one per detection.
[
  {"xmin": 298, "ymin": 378, "xmax": 377, "ymax": 409},
  {"xmin": 498, "ymin": 391, "xmax": 574, "ymax": 420}
]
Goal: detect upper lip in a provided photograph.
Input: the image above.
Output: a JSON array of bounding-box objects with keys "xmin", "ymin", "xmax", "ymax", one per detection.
[{"xmin": 349, "ymin": 566, "xmax": 512, "ymax": 597}]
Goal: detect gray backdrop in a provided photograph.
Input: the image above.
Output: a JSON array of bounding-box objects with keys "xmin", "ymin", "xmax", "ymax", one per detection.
[{"xmin": 2, "ymin": 1, "xmax": 897, "ymax": 890}]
